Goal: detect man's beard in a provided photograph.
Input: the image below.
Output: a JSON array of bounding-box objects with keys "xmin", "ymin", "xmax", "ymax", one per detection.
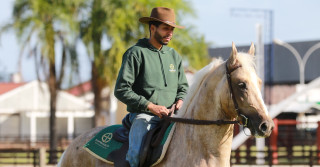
[{"xmin": 154, "ymin": 30, "xmax": 170, "ymax": 45}]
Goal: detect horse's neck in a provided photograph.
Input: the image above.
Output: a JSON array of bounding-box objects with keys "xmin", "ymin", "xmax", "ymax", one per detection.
[{"xmin": 164, "ymin": 70, "xmax": 235, "ymax": 166}]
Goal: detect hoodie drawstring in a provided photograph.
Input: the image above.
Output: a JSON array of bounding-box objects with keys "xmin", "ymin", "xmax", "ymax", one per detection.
[{"xmin": 158, "ymin": 52, "xmax": 168, "ymax": 87}]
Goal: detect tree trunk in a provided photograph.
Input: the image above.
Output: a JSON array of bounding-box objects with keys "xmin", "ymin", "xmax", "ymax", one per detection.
[
  {"xmin": 91, "ymin": 62, "xmax": 107, "ymax": 127},
  {"xmin": 90, "ymin": 8, "xmax": 108, "ymax": 126},
  {"xmin": 46, "ymin": 21, "xmax": 58, "ymax": 164},
  {"xmin": 48, "ymin": 62, "xmax": 58, "ymax": 164}
]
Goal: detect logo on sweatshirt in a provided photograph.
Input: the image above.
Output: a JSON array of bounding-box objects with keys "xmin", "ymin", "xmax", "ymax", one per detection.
[{"xmin": 169, "ymin": 64, "xmax": 176, "ymax": 72}]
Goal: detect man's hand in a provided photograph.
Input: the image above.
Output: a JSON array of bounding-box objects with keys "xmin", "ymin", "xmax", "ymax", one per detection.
[
  {"xmin": 175, "ymin": 99, "xmax": 183, "ymax": 110},
  {"xmin": 147, "ymin": 102, "xmax": 169, "ymax": 118}
]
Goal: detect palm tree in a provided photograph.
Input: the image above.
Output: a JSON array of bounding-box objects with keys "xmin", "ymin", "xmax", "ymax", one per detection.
[{"xmin": 3, "ymin": 0, "xmax": 85, "ymax": 163}]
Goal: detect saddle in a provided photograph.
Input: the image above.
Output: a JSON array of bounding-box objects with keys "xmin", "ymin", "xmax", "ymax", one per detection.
[{"xmin": 109, "ymin": 113, "xmax": 172, "ymax": 167}]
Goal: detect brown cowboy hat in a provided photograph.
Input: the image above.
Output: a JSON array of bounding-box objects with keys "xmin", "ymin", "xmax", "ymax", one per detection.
[{"xmin": 139, "ymin": 7, "xmax": 184, "ymax": 29}]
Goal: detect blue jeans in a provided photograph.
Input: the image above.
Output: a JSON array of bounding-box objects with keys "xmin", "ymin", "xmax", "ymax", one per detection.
[{"xmin": 126, "ymin": 113, "xmax": 161, "ymax": 167}]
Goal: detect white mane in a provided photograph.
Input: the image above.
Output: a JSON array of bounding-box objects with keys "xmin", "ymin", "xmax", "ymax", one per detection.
[{"xmin": 176, "ymin": 58, "xmax": 224, "ymax": 117}]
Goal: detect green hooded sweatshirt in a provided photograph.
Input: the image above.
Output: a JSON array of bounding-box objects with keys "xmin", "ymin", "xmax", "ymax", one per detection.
[{"xmin": 114, "ymin": 38, "xmax": 189, "ymax": 114}]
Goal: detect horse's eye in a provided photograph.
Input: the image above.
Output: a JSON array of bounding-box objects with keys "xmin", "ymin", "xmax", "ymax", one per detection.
[{"xmin": 238, "ymin": 82, "xmax": 247, "ymax": 90}]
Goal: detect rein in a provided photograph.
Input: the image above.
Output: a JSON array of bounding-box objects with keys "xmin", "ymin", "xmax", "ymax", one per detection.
[
  {"xmin": 162, "ymin": 115, "xmax": 239, "ymax": 125},
  {"xmin": 162, "ymin": 60, "xmax": 248, "ymax": 126}
]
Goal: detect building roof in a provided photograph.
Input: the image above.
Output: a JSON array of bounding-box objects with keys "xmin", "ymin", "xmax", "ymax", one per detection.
[
  {"xmin": 0, "ymin": 83, "xmax": 25, "ymax": 95},
  {"xmin": 66, "ymin": 81, "xmax": 92, "ymax": 96}
]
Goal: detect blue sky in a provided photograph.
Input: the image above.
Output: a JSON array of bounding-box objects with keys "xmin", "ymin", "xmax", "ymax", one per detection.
[
  {"xmin": 1, "ymin": 0, "xmax": 320, "ymax": 83},
  {"xmin": 187, "ymin": 0, "xmax": 320, "ymax": 47}
]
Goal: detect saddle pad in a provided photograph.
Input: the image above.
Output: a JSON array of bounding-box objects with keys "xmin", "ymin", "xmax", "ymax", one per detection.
[
  {"xmin": 83, "ymin": 123, "xmax": 176, "ymax": 166},
  {"xmin": 83, "ymin": 125, "xmax": 123, "ymax": 164}
]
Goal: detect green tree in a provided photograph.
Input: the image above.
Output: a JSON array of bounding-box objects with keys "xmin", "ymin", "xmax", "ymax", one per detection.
[
  {"xmin": 80, "ymin": 0, "xmax": 209, "ymax": 127},
  {"xmin": 1, "ymin": 0, "xmax": 84, "ymax": 163},
  {"xmin": 169, "ymin": 27, "xmax": 210, "ymax": 70}
]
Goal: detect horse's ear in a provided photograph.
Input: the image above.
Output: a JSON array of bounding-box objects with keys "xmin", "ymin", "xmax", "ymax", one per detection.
[
  {"xmin": 229, "ymin": 42, "xmax": 238, "ymax": 66},
  {"xmin": 248, "ymin": 42, "xmax": 255, "ymax": 56}
]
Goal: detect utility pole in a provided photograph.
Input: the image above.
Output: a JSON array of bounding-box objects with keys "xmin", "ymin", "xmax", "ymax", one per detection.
[{"xmin": 256, "ymin": 24, "xmax": 264, "ymax": 97}]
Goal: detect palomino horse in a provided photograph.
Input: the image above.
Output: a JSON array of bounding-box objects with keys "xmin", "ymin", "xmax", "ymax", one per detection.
[{"xmin": 58, "ymin": 43, "xmax": 274, "ymax": 167}]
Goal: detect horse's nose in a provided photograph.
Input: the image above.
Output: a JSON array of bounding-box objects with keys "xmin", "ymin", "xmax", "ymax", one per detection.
[{"xmin": 259, "ymin": 120, "xmax": 274, "ymax": 135}]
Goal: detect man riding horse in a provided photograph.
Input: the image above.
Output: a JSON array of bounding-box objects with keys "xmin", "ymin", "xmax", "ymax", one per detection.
[{"xmin": 114, "ymin": 7, "xmax": 189, "ymax": 167}]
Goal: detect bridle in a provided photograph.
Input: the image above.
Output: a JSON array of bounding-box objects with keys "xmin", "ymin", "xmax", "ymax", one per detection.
[
  {"xmin": 162, "ymin": 60, "xmax": 248, "ymax": 127},
  {"xmin": 225, "ymin": 61, "xmax": 248, "ymax": 127}
]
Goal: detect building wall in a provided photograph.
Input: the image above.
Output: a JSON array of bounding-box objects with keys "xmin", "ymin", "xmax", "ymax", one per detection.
[
  {"xmin": 0, "ymin": 111, "xmax": 94, "ymax": 141},
  {"xmin": 0, "ymin": 114, "xmax": 20, "ymax": 140},
  {"xmin": 264, "ymin": 84, "xmax": 297, "ymax": 105},
  {"xmin": 0, "ymin": 86, "xmax": 35, "ymax": 110}
]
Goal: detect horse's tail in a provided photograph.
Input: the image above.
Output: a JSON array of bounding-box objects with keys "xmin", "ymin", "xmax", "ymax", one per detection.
[{"xmin": 57, "ymin": 150, "xmax": 66, "ymax": 167}]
